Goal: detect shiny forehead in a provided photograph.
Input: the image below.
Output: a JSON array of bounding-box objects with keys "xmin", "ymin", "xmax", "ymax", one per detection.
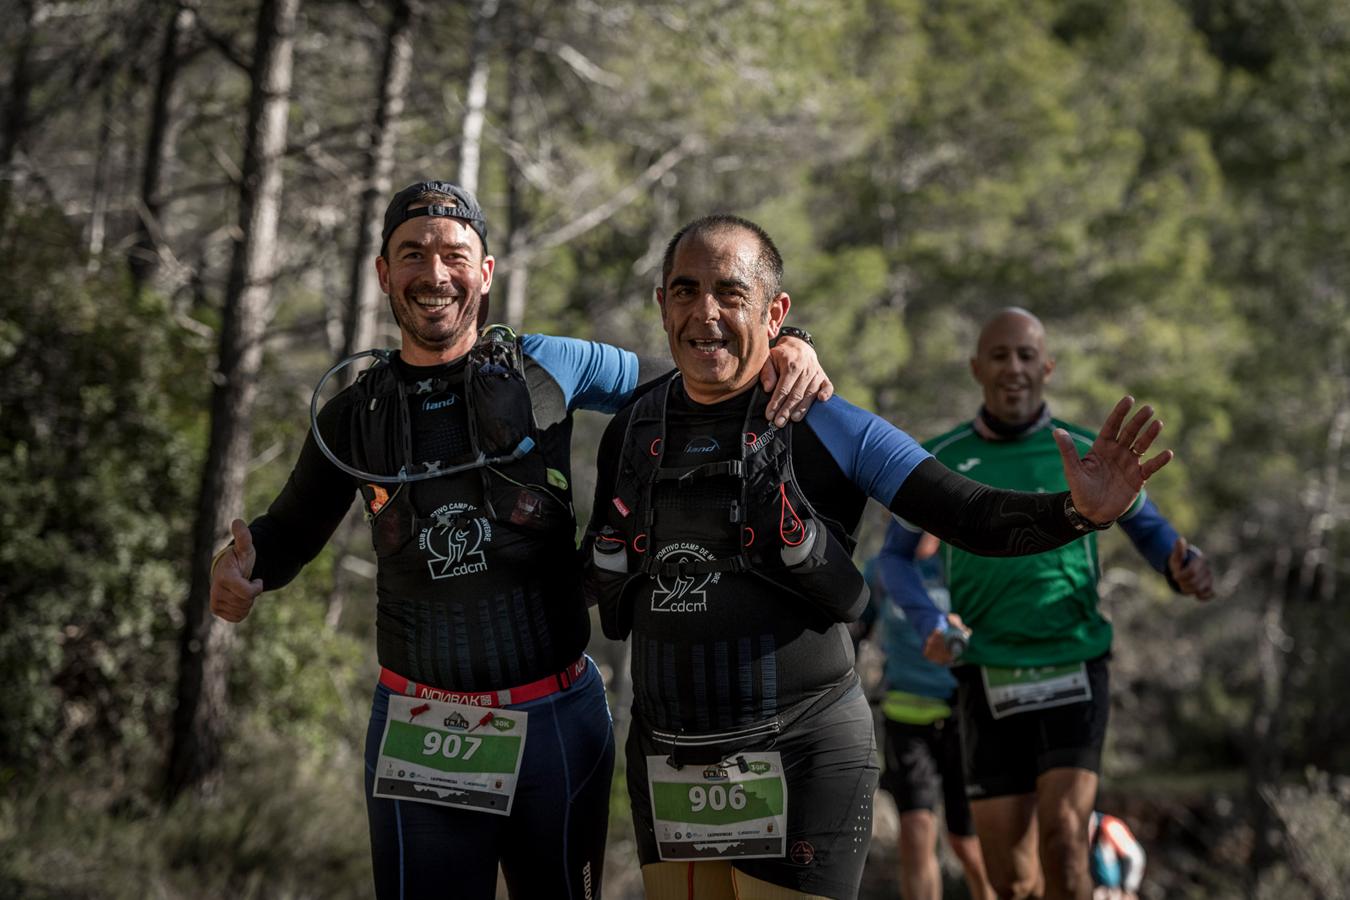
[{"xmin": 976, "ymin": 307, "xmax": 1047, "ymax": 355}]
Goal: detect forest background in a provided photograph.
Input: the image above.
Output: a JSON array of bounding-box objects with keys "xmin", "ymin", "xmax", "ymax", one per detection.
[{"xmin": 1, "ymin": 0, "xmax": 1347, "ymax": 897}]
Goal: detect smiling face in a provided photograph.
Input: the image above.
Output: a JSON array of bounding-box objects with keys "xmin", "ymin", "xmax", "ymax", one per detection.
[
  {"xmin": 970, "ymin": 309, "xmax": 1055, "ymax": 427},
  {"xmin": 375, "ymin": 212, "xmax": 494, "ymax": 365},
  {"xmin": 657, "ymin": 226, "xmax": 789, "ymax": 404}
]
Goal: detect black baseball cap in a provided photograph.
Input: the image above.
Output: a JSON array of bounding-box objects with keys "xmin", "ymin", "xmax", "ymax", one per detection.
[{"xmin": 380, "ymin": 181, "xmax": 489, "ymax": 257}]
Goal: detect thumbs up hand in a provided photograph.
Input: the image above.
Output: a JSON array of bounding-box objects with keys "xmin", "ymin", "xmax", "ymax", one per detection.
[{"xmin": 210, "ymin": 519, "xmax": 264, "ymax": 622}]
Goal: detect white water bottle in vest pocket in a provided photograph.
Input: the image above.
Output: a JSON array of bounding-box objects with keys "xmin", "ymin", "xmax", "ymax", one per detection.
[{"xmin": 592, "ymin": 529, "xmax": 628, "ymax": 574}]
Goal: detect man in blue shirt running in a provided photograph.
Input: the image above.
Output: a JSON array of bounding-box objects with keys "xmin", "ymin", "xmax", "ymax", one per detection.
[{"xmin": 861, "ymin": 538, "xmax": 995, "ymax": 900}]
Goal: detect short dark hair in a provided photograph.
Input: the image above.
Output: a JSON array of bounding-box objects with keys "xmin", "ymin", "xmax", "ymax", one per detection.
[{"xmin": 661, "ymin": 214, "xmax": 784, "ymax": 302}]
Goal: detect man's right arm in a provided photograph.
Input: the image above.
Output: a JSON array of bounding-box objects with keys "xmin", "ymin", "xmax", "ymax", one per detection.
[
  {"xmin": 247, "ymin": 427, "xmax": 359, "ymax": 589},
  {"xmin": 875, "ymin": 518, "xmax": 945, "ymax": 640},
  {"xmin": 520, "ymin": 333, "xmax": 829, "ymax": 422},
  {"xmin": 520, "ymin": 333, "xmax": 645, "ymax": 414},
  {"xmin": 215, "ymin": 398, "xmax": 358, "ymax": 596}
]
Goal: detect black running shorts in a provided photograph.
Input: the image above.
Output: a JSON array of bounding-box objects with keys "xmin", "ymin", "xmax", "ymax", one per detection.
[
  {"xmin": 955, "ymin": 654, "xmax": 1110, "ymax": 801},
  {"xmin": 879, "ymin": 716, "xmax": 974, "ymax": 837},
  {"xmin": 627, "ymin": 680, "xmax": 879, "ymax": 899}
]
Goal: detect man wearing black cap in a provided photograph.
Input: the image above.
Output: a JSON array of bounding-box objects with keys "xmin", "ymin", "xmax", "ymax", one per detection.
[{"xmin": 206, "ymin": 182, "xmax": 830, "ymax": 899}]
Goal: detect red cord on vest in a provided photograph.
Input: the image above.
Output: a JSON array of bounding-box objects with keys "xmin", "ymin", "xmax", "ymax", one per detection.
[{"xmin": 779, "ymin": 483, "xmax": 806, "ymax": 546}]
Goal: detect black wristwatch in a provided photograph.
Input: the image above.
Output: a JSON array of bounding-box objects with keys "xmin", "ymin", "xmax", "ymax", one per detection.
[
  {"xmin": 1063, "ymin": 495, "xmax": 1113, "ymax": 533},
  {"xmin": 772, "ymin": 325, "xmax": 814, "ymax": 348}
]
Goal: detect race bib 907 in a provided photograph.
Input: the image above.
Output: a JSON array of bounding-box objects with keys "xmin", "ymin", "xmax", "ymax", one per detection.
[{"xmin": 373, "ymin": 695, "xmax": 527, "ymax": 816}]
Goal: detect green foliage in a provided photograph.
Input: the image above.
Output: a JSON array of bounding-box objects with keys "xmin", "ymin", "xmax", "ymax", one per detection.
[
  {"xmin": 0, "ymin": 204, "xmax": 207, "ymax": 775},
  {"xmin": 0, "ymin": 735, "xmax": 371, "ymax": 900},
  {"xmin": 5, "ymin": 0, "xmax": 1350, "ymax": 894},
  {"xmin": 229, "ymin": 563, "xmax": 372, "ymax": 756}
]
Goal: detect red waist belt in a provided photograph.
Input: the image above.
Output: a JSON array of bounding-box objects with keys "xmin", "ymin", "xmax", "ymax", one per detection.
[{"xmin": 378, "ymin": 656, "xmax": 588, "ymax": 708}]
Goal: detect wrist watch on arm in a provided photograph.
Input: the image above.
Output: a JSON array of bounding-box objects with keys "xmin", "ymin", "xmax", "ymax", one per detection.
[
  {"xmin": 771, "ymin": 325, "xmax": 814, "ymax": 348},
  {"xmin": 1063, "ymin": 494, "xmax": 1114, "ymax": 533}
]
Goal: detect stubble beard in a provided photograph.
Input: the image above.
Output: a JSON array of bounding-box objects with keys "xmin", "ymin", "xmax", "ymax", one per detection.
[{"xmin": 391, "ymin": 288, "xmax": 481, "ymax": 355}]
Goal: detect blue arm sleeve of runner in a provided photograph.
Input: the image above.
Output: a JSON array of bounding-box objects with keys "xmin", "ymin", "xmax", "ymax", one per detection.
[
  {"xmin": 802, "ymin": 396, "xmax": 931, "ymax": 503},
  {"xmin": 520, "ymin": 333, "xmax": 639, "ymax": 413},
  {"xmin": 876, "ymin": 519, "xmax": 945, "ymax": 640},
  {"xmin": 1117, "ymin": 492, "xmax": 1178, "ymax": 575}
]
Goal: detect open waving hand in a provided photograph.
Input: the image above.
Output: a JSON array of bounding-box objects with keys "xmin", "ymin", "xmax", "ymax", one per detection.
[{"xmin": 1054, "ymin": 396, "xmax": 1173, "ymax": 525}]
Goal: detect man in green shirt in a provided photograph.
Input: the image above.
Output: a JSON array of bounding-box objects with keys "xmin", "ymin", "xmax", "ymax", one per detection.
[{"xmin": 874, "ymin": 308, "xmax": 1213, "ymax": 900}]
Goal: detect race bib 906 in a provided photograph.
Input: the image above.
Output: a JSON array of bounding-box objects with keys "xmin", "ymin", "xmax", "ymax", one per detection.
[{"xmin": 648, "ymin": 751, "xmax": 787, "ymax": 861}]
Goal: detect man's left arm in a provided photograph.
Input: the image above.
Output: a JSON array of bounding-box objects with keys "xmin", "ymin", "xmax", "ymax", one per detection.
[
  {"xmin": 520, "ymin": 332, "xmax": 829, "ymax": 423},
  {"xmin": 809, "ymin": 394, "xmax": 1175, "ymax": 557},
  {"xmin": 759, "ymin": 330, "xmax": 833, "ymax": 427},
  {"xmin": 1118, "ymin": 495, "xmax": 1214, "ymax": 599}
]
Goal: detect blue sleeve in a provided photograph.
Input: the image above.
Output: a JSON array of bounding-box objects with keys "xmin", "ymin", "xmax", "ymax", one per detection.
[
  {"xmin": 876, "ymin": 518, "xmax": 945, "ymax": 640},
  {"xmin": 1117, "ymin": 491, "xmax": 1178, "ymax": 575},
  {"xmin": 855, "ymin": 559, "xmax": 882, "ymax": 639},
  {"xmin": 802, "ymin": 395, "xmax": 932, "ymax": 504},
  {"xmin": 520, "ymin": 333, "xmax": 639, "ymax": 413}
]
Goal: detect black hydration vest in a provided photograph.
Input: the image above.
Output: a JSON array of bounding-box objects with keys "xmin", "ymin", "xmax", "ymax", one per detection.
[
  {"xmin": 348, "ymin": 328, "xmax": 576, "ymax": 560},
  {"xmin": 587, "ymin": 375, "xmax": 868, "ymax": 640}
]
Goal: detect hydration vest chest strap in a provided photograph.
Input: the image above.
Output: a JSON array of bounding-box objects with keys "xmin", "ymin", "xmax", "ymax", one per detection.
[
  {"xmin": 639, "ymin": 554, "xmax": 751, "ymax": 578},
  {"xmin": 654, "ymin": 460, "xmax": 745, "ymax": 482}
]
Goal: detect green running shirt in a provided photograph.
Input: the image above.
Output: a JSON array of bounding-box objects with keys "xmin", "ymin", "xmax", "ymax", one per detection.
[{"xmin": 924, "ymin": 419, "xmax": 1144, "ymax": 668}]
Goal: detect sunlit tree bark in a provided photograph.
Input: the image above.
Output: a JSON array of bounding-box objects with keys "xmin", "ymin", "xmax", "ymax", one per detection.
[{"xmin": 165, "ymin": 0, "xmax": 302, "ymax": 803}]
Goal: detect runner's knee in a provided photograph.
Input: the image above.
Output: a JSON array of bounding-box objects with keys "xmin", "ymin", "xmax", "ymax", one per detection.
[
  {"xmin": 898, "ymin": 809, "xmax": 939, "ymax": 862},
  {"xmin": 642, "ymin": 861, "xmax": 736, "ymax": 900},
  {"xmin": 1041, "ymin": 807, "xmax": 1091, "ymax": 865}
]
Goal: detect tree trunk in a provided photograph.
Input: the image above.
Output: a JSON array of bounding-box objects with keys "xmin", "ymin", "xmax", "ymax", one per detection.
[
  {"xmin": 502, "ymin": 0, "xmax": 529, "ymax": 328},
  {"xmin": 130, "ymin": 6, "xmax": 192, "ymax": 293},
  {"xmin": 457, "ymin": 0, "xmax": 498, "ymax": 196},
  {"xmin": 1247, "ymin": 547, "xmax": 1292, "ymax": 888},
  {"xmin": 326, "ymin": 0, "xmax": 418, "ymax": 628},
  {"xmin": 0, "ymin": 0, "xmax": 38, "ymax": 231},
  {"xmin": 338, "ymin": 0, "xmax": 416, "ymax": 378},
  {"xmin": 164, "ymin": 0, "xmax": 301, "ymax": 804},
  {"xmin": 86, "ymin": 69, "xmax": 117, "ymax": 263}
]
